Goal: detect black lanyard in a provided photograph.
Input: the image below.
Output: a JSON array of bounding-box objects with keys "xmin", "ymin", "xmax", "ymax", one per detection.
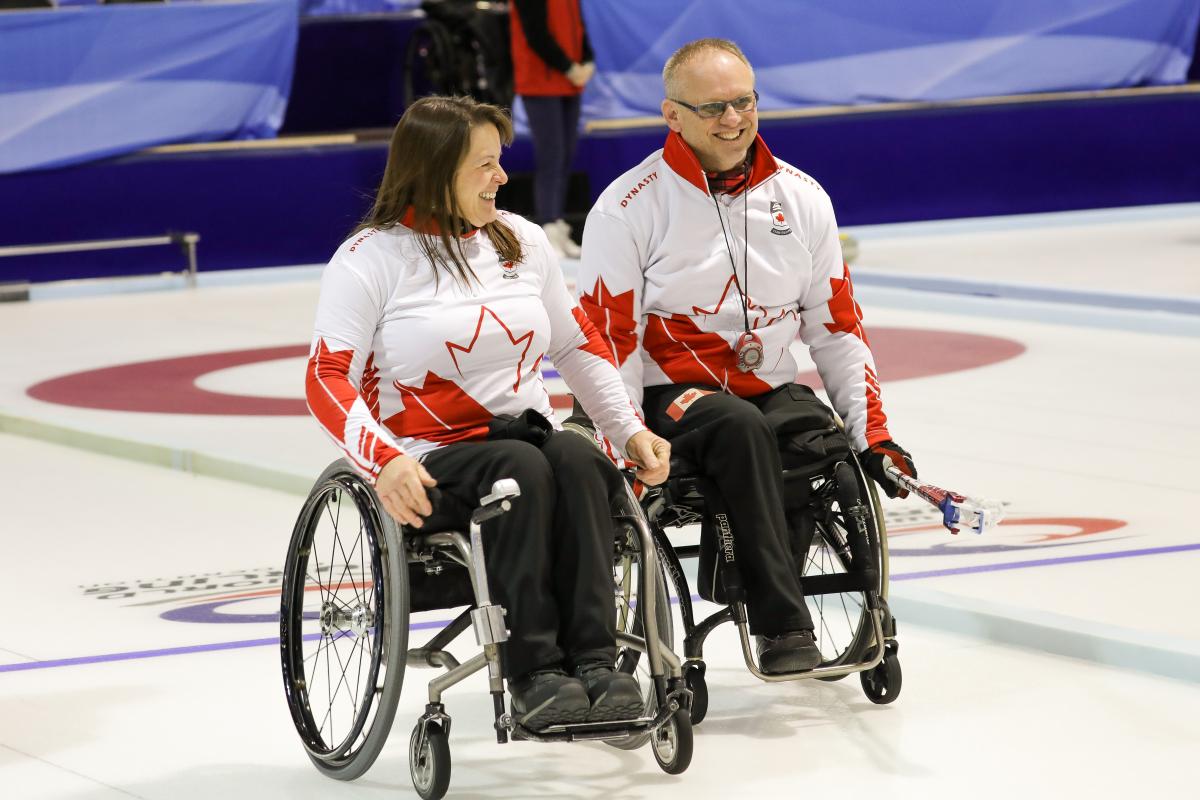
[{"xmin": 712, "ymin": 186, "xmax": 751, "ymax": 335}]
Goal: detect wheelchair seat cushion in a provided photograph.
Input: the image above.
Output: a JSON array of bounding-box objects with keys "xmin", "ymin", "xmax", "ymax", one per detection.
[{"xmin": 408, "ymin": 561, "xmax": 476, "ymax": 612}]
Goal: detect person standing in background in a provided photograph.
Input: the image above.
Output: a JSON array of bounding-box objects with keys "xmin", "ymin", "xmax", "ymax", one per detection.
[{"xmin": 509, "ymin": 0, "xmax": 594, "ymax": 259}]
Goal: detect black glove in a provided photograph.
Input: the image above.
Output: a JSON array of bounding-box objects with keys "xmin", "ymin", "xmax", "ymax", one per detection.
[
  {"xmin": 859, "ymin": 440, "xmax": 916, "ymax": 499},
  {"xmin": 487, "ymin": 409, "xmax": 553, "ymax": 448}
]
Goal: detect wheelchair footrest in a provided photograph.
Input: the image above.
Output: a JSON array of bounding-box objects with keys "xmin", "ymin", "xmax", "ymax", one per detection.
[
  {"xmin": 512, "ymin": 690, "xmax": 687, "ymax": 743},
  {"xmin": 512, "ymin": 716, "xmax": 656, "ymax": 743}
]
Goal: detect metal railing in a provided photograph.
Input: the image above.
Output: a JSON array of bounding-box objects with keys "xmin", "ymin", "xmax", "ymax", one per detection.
[{"xmin": 0, "ymin": 231, "xmax": 201, "ymax": 292}]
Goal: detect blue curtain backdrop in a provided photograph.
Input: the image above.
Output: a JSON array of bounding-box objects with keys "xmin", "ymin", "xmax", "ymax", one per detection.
[
  {"xmin": 3, "ymin": 0, "xmax": 1198, "ymax": 175},
  {"xmin": 580, "ymin": 0, "xmax": 1200, "ymax": 120},
  {"xmin": 0, "ymin": 1, "xmax": 299, "ymax": 175},
  {"xmin": 56, "ymin": 0, "xmax": 419, "ymax": 10}
]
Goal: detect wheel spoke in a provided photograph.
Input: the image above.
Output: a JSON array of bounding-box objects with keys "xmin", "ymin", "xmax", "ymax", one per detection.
[{"xmin": 331, "ymin": 514, "xmax": 364, "ymax": 604}]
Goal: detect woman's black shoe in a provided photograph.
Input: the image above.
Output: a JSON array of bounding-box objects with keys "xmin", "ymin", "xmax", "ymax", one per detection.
[
  {"xmin": 575, "ymin": 661, "xmax": 645, "ymax": 722},
  {"xmin": 508, "ymin": 668, "xmax": 590, "ymax": 730}
]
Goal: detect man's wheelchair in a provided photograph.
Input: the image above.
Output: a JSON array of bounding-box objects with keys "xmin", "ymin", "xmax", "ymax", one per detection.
[
  {"xmin": 566, "ymin": 391, "xmax": 902, "ymax": 725},
  {"xmin": 279, "ymin": 459, "xmax": 693, "ymax": 799},
  {"xmin": 640, "ymin": 440, "xmax": 902, "ymax": 722}
]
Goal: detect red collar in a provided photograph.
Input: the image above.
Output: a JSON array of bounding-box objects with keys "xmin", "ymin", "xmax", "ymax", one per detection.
[
  {"xmin": 401, "ymin": 207, "xmax": 479, "ymax": 239},
  {"xmin": 706, "ymin": 157, "xmax": 750, "ymax": 196},
  {"xmin": 662, "ymin": 130, "xmax": 778, "ymax": 196}
]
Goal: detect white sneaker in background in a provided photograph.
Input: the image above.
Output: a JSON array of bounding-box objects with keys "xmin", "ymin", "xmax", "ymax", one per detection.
[
  {"xmin": 541, "ymin": 221, "xmax": 569, "ymax": 259},
  {"xmin": 554, "ymin": 219, "xmax": 582, "ymax": 258}
]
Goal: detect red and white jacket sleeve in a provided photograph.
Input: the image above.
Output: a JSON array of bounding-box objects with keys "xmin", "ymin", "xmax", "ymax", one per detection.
[
  {"xmin": 306, "ymin": 259, "xmax": 405, "ymax": 484},
  {"xmin": 541, "ymin": 246, "xmax": 647, "ymax": 450},
  {"xmin": 576, "ymin": 209, "xmax": 646, "ymax": 415},
  {"xmin": 797, "ymin": 191, "xmax": 892, "ymax": 452}
]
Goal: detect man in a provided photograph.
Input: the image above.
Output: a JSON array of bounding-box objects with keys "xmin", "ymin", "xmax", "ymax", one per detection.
[{"xmin": 578, "ymin": 38, "xmax": 917, "ymax": 674}]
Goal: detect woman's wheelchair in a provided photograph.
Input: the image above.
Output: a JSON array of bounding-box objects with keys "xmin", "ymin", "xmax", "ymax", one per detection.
[{"xmin": 279, "ymin": 458, "xmax": 693, "ymax": 799}]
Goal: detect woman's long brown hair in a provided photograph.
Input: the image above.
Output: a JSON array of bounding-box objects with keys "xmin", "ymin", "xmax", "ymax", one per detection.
[{"xmin": 355, "ymin": 95, "xmax": 522, "ymax": 287}]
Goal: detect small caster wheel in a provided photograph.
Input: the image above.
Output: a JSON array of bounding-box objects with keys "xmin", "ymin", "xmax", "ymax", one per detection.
[
  {"xmin": 684, "ymin": 664, "xmax": 709, "ymax": 724},
  {"xmin": 860, "ymin": 641, "xmax": 902, "ymax": 704},
  {"xmin": 652, "ymin": 708, "xmax": 693, "ymax": 775},
  {"xmin": 409, "ymin": 721, "xmax": 451, "ymax": 800}
]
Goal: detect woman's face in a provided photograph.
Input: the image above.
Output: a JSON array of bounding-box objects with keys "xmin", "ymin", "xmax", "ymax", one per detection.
[{"xmin": 454, "ymin": 123, "xmax": 507, "ymax": 228}]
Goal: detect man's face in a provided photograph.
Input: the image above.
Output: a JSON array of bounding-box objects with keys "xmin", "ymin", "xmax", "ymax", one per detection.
[{"xmin": 661, "ymin": 50, "xmax": 758, "ymax": 173}]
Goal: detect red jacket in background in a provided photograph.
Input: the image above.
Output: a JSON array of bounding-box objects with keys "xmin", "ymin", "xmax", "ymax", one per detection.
[{"xmin": 509, "ymin": 0, "xmax": 589, "ymax": 96}]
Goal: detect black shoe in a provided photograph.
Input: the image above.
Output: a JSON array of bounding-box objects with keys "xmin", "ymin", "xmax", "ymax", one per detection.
[
  {"xmin": 575, "ymin": 661, "xmax": 645, "ymax": 722},
  {"xmin": 508, "ymin": 668, "xmax": 590, "ymax": 730},
  {"xmin": 756, "ymin": 630, "xmax": 823, "ymax": 674}
]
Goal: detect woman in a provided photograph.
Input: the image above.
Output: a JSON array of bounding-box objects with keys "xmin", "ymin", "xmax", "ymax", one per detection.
[{"xmin": 305, "ymin": 96, "xmax": 671, "ymax": 730}]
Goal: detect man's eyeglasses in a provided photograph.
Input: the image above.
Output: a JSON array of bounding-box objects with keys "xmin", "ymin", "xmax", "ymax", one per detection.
[{"xmin": 669, "ymin": 90, "xmax": 759, "ymax": 119}]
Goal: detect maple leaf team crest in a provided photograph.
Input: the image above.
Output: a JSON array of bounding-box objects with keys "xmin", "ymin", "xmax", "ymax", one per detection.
[
  {"xmin": 499, "ymin": 253, "xmax": 519, "ymax": 279},
  {"xmin": 769, "ymin": 200, "xmax": 792, "ymax": 236}
]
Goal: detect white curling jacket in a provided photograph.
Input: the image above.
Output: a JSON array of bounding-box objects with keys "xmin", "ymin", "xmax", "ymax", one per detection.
[
  {"xmin": 577, "ymin": 131, "xmax": 892, "ymax": 451},
  {"xmin": 307, "ymin": 210, "xmax": 645, "ymax": 482}
]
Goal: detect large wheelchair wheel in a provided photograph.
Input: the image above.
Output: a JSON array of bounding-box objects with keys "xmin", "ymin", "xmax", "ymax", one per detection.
[
  {"xmin": 607, "ymin": 496, "xmax": 674, "ymax": 751},
  {"xmin": 797, "ymin": 458, "xmax": 882, "ymax": 674},
  {"xmin": 280, "ymin": 460, "xmax": 410, "ymax": 780}
]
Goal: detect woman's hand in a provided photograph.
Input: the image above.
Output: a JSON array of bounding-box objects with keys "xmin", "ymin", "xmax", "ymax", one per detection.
[
  {"xmin": 375, "ymin": 454, "xmax": 438, "ymax": 528},
  {"xmin": 624, "ymin": 430, "xmax": 671, "ymax": 486}
]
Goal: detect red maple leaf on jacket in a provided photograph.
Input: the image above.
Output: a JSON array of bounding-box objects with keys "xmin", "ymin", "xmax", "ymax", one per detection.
[
  {"xmin": 643, "ymin": 313, "xmax": 772, "ymax": 396},
  {"xmin": 385, "ymin": 372, "xmax": 492, "ymax": 445},
  {"xmin": 691, "ymin": 274, "xmax": 797, "ymax": 330},
  {"xmin": 359, "ymin": 352, "xmax": 381, "ymax": 421},
  {"xmin": 446, "ymin": 305, "xmax": 535, "ymax": 393},
  {"xmin": 824, "ymin": 264, "xmax": 869, "ymax": 343},
  {"xmin": 580, "ymin": 277, "xmax": 638, "ymax": 366},
  {"xmin": 571, "ymin": 306, "xmax": 618, "ymax": 367}
]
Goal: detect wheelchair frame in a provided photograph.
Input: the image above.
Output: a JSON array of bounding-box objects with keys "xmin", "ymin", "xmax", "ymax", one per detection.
[
  {"xmin": 280, "ymin": 459, "xmax": 693, "ymax": 799},
  {"xmin": 402, "ymin": 0, "xmax": 514, "ymax": 111},
  {"xmin": 640, "ymin": 449, "xmax": 903, "ymax": 720}
]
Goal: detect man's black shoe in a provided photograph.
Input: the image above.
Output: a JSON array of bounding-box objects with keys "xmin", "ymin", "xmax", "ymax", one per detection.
[
  {"xmin": 756, "ymin": 630, "xmax": 823, "ymax": 674},
  {"xmin": 575, "ymin": 661, "xmax": 645, "ymax": 722},
  {"xmin": 508, "ymin": 668, "xmax": 589, "ymax": 730}
]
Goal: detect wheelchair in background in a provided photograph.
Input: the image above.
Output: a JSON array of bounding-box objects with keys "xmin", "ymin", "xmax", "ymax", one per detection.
[
  {"xmin": 403, "ymin": 0, "xmax": 513, "ymax": 111},
  {"xmin": 279, "ymin": 458, "xmax": 692, "ymax": 799}
]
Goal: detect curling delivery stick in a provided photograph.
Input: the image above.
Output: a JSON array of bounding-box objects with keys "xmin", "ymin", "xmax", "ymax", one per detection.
[{"xmin": 884, "ymin": 466, "xmax": 1005, "ymax": 535}]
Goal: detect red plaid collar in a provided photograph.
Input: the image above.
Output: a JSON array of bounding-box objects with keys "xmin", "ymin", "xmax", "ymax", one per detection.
[{"xmin": 705, "ymin": 148, "xmax": 753, "ymax": 196}]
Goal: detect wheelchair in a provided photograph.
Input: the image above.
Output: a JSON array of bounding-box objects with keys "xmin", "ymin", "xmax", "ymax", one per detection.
[
  {"xmin": 403, "ymin": 0, "xmax": 513, "ymax": 111},
  {"xmin": 566, "ymin": 394, "xmax": 902, "ymax": 725},
  {"xmin": 641, "ymin": 440, "xmax": 902, "ymax": 722},
  {"xmin": 279, "ymin": 458, "xmax": 693, "ymax": 799}
]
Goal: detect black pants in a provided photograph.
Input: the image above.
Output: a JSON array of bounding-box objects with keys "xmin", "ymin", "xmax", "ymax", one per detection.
[
  {"xmin": 420, "ymin": 431, "xmax": 623, "ymax": 678},
  {"xmin": 522, "ymin": 94, "xmax": 581, "ymax": 224},
  {"xmin": 642, "ymin": 384, "xmax": 814, "ymax": 636}
]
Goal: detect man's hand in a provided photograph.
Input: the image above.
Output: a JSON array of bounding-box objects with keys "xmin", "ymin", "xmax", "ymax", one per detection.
[
  {"xmin": 375, "ymin": 454, "xmax": 438, "ymax": 527},
  {"xmin": 624, "ymin": 430, "xmax": 671, "ymax": 486},
  {"xmin": 566, "ymin": 61, "xmax": 596, "ymax": 88},
  {"xmin": 859, "ymin": 440, "xmax": 916, "ymax": 499}
]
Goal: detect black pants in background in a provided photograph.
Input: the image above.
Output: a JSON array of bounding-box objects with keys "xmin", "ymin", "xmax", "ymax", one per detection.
[
  {"xmin": 420, "ymin": 431, "xmax": 623, "ymax": 679},
  {"xmin": 642, "ymin": 384, "xmax": 815, "ymax": 637},
  {"xmin": 522, "ymin": 94, "xmax": 582, "ymax": 225}
]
